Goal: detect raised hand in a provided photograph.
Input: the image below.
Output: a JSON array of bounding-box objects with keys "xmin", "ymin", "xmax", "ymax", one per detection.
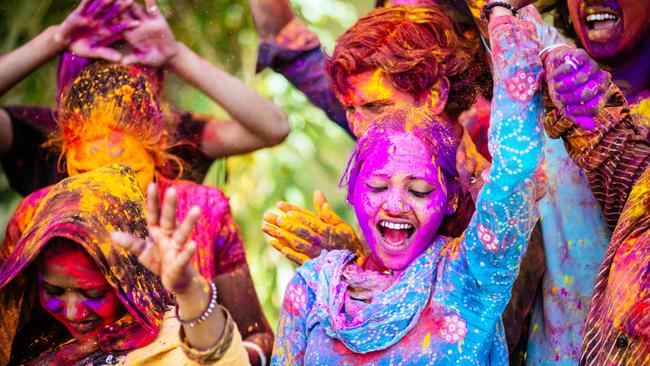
[
  {"xmin": 262, "ymin": 190, "xmax": 363, "ymax": 265},
  {"xmin": 54, "ymin": 0, "xmax": 138, "ymax": 62},
  {"xmin": 112, "ymin": 183, "xmax": 201, "ymax": 294},
  {"xmin": 121, "ymin": 0, "xmax": 179, "ymax": 66},
  {"xmin": 544, "ymin": 47, "xmax": 611, "ymax": 130}
]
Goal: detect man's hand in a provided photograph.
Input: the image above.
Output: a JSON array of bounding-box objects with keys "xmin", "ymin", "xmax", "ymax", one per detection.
[{"xmin": 262, "ymin": 190, "xmax": 363, "ymax": 265}]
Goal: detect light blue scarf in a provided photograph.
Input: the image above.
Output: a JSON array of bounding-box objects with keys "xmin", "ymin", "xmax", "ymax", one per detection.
[{"xmin": 314, "ymin": 244, "xmax": 442, "ymax": 353}]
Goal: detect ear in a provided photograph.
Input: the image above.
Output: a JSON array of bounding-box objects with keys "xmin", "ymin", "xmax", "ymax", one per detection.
[{"xmin": 423, "ymin": 77, "xmax": 450, "ymax": 116}]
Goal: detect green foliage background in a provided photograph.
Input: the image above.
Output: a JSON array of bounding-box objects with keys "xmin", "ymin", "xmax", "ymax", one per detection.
[{"xmin": 0, "ymin": 0, "xmax": 373, "ymax": 326}]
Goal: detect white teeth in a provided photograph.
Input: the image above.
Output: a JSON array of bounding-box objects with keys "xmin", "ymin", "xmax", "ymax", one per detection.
[
  {"xmin": 586, "ymin": 13, "xmax": 618, "ymax": 22},
  {"xmin": 379, "ymin": 221, "xmax": 414, "ymax": 230}
]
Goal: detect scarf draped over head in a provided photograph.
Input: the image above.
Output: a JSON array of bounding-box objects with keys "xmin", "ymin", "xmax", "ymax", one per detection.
[
  {"xmin": 314, "ymin": 242, "xmax": 443, "ymax": 353},
  {"xmin": 0, "ymin": 164, "xmax": 168, "ymax": 365}
]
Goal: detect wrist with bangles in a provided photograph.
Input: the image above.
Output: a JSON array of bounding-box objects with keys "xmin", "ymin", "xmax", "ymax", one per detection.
[
  {"xmin": 481, "ymin": 1, "xmax": 519, "ymax": 21},
  {"xmin": 175, "ymin": 280, "xmax": 218, "ymax": 328}
]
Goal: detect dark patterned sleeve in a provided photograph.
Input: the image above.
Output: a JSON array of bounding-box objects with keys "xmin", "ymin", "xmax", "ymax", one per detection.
[
  {"xmin": 543, "ymin": 84, "xmax": 650, "ymax": 230},
  {"xmin": 1, "ymin": 106, "xmax": 65, "ymax": 196},
  {"xmin": 256, "ymin": 18, "xmax": 352, "ymax": 136}
]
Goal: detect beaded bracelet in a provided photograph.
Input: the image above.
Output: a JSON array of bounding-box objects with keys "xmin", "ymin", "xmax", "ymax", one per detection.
[
  {"xmin": 176, "ymin": 280, "xmax": 218, "ymax": 328},
  {"xmin": 480, "ymin": 2, "xmax": 518, "ymax": 21}
]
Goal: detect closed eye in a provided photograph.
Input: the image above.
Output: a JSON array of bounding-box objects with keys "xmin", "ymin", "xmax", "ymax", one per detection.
[
  {"xmin": 43, "ymin": 284, "xmax": 64, "ymax": 296},
  {"xmin": 366, "ymin": 183, "xmax": 387, "ymax": 193},
  {"xmin": 409, "ymin": 189, "xmax": 433, "ymax": 198},
  {"xmin": 83, "ymin": 289, "xmax": 110, "ymax": 299}
]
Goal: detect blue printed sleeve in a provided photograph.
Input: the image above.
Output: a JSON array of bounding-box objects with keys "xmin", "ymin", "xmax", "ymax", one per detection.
[
  {"xmin": 271, "ymin": 257, "xmax": 319, "ymax": 365},
  {"xmin": 459, "ymin": 16, "xmax": 544, "ymax": 305}
]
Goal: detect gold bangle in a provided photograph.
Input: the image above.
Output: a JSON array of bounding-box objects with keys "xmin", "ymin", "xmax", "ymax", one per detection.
[{"xmin": 179, "ymin": 305, "xmax": 235, "ymax": 363}]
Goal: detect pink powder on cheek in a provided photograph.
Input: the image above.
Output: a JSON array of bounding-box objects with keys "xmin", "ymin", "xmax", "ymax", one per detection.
[{"xmin": 81, "ymin": 291, "xmax": 125, "ymax": 319}]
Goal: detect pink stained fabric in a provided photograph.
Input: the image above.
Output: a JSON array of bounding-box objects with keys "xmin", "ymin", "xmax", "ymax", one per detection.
[{"xmin": 156, "ymin": 176, "xmax": 247, "ymax": 280}]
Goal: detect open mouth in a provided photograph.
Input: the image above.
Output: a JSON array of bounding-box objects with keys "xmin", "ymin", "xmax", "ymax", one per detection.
[
  {"xmin": 377, "ymin": 220, "xmax": 415, "ymax": 249},
  {"xmin": 585, "ymin": 11, "xmax": 620, "ymax": 31},
  {"xmin": 582, "ymin": 2, "xmax": 622, "ymax": 41}
]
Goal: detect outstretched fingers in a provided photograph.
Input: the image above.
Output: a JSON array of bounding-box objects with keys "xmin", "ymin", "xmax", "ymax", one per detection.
[
  {"xmin": 270, "ymin": 239, "xmax": 310, "ymax": 265},
  {"xmin": 159, "ymin": 188, "xmax": 178, "ymax": 234},
  {"xmin": 111, "ymin": 231, "xmax": 159, "ymax": 273},
  {"xmin": 276, "ymin": 201, "xmax": 315, "ymax": 216},
  {"xmin": 262, "ymin": 222, "xmax": 321, "ymax": 258},
  {"xmin": 172, "ymin": 206, "xmax": 201, "ymax": 247},
  {"xmin": 313, "ymin": 190, "xmax": 328, "ymax": 218},
  {"xmin": 146, "ymin": 182, "xmax": 160, "ymax": 226},
  {"xmin": 145, "ymin": 0, "xmax": 161, "ymax": 18},
  {"xmin": 320, "ymin": 202, "xmax": 344, "ymax": 226}
]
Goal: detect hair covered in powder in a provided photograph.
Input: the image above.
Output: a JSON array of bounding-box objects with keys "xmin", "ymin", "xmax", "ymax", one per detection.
[
  {"xmin": 327, "ymin": 5, "xmax": 489, "ymax": 120},
  {"xmin": 48, "ymin": 61, "xmax": 180, "ymax": 174},
  {"xmin": 341, "ymin": 108, "xmax": 459, "ymax": 204}
]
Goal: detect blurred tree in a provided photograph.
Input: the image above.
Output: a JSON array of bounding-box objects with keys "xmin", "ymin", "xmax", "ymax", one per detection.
[{"xmin": 0, "ymin": 0, "xmax": 371, "ymax": 325}]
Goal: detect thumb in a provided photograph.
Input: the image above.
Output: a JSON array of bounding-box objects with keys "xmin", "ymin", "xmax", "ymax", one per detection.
[
  {"xmin": 313, "ymin": 190, "xmax": 328, "ymax": 217},
  {"xmin": 321, "ymin": 202, "xmax": 343, "ymax": 225}
]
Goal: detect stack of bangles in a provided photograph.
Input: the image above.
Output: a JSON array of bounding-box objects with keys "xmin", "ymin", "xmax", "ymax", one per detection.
[{"xmin": 177, "ymin": 281, "xmax": 240, "ymax": 362}]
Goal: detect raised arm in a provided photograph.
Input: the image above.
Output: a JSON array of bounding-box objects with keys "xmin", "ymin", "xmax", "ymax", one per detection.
[
  {"xmin": 0, "ymin": 0, "xmax": 135, "ymax": 153},
  {"xmin": 122, "ymin": 0, "xmax": 289, "ymax": 158},
  {"xmin": 544, "ymin": 65, "xmax": 650, "ymax": 230},
  {"xmin": 249, "ymin": 0, "xmax": 295, "ymax": 39},
  {"xmin": 459, "ymin": 6, "xmax": 544, "ymax": 302},
  {"xmin": 249, "ymin": 0, "xmax": 351, "ymax": 135},
  {"xmin": 464, "ymin": 0, "xmax": 567, "ymax": 50},
  {"xmin": 112, "ymin": 184, "xmax": 250, "ymax": 365}
]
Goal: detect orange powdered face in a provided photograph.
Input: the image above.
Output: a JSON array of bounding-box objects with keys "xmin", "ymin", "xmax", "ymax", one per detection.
[
  {"xmin": 66, "ymin": 129, "xmax": 155, "ymax": 192},
  {"xmin": 51, "ymin": 62, "xmax": 165, "ymax": 190}
]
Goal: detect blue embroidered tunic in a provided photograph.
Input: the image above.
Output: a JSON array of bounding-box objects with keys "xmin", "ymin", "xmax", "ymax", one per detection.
[{"xmin": 272, "ymin": 15, "xmax": 544, "ymax": 366}]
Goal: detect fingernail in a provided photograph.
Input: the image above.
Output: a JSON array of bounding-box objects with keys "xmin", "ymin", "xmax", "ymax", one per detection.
[{"xmin": 111, "ymin": 232, "xmax": 127, "ymax": 245}]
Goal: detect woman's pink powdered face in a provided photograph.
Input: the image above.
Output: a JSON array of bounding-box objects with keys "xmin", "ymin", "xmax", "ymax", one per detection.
[
  {"xmin": 37, "ymin": 241, "xmax": 126, "ymax": 342},
  {"xmin": 352, "ymin": 132, "xmax": 452, "ymax": 271}
]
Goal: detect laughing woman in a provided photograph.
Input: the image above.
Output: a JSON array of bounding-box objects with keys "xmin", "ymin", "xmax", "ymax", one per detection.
[{"xmin": 271, "ymin": 4, "xmax": 545, "ymax": 365}]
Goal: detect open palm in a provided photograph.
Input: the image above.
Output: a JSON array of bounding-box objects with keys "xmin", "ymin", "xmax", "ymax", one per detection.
[
  {"xmin": 121, "ymin": 0, "xmax": 179, "ymax": 66},
  {"xmin": 112, "ymin": 183, "xmax": 202, "ymax": 294},
  {"xmin": 56, "ymin": 0, "xmax": 138, "ymax": 62}
]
